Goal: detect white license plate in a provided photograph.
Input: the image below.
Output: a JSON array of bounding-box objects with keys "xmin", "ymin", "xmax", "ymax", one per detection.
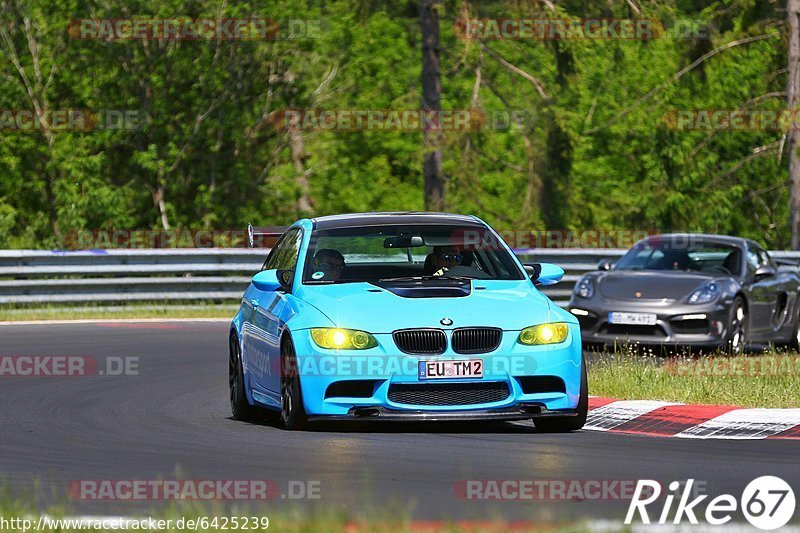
[
  {"xmin": 418, "ymin": 360, "xmax": 483, "ymax": 380},
  {"xmin": 608, "ymin": 312, "xmax": 657, "ymax": 325}
]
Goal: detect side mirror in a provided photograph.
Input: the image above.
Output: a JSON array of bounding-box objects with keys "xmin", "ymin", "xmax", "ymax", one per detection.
[
  {"xmin": 754, "ymin": 265, "xmax": 776, "ymax": 281},
  {"xmin": 252, "ymin": 269, "xmax": 292, "ymax": 292},
  {"xmin": 525, "ymin": 262, "xmax": 564, "ymax": 286},
  {"xmin": 597, "ymin": 259, "xmax": 615, "ymax": 271}
]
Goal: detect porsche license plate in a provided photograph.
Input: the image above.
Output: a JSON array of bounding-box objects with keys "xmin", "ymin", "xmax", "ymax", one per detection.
[
  {"xmin": 418, "ymin": 360, "xmax": 483, "ymax": 380},
  {"xmin": 608, "ymin": 312, "xmax": 657, "ymax": 325}
]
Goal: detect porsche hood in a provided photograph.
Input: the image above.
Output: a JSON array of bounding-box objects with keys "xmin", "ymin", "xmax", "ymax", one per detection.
[{"xmin": 596, "ymin": 271, "xmax": 727, "ymax": 301}]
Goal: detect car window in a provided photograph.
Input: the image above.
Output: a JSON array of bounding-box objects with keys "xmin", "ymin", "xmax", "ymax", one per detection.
[
  {"xmin": 616, "ymin": 241, "xmax": 741, "ymax": 275},
  {"xmin": 746, "ymin": 244, "xmax": 772, "ymax": 274},
  {"xmin": 262, "ymin": 228, "xmax": 302, "ymax": 272},
  {"xmin": 302, "ymin": 225, "xmax": 524, "ymax": 283}
]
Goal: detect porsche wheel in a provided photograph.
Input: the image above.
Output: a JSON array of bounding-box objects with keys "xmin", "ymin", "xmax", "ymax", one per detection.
[
  {"xmin": 727, "ymin": 298, "xmax": 747, "ymax": 355},
  {"xmin": 533, "ymin": 360, "xmax": 588, "ymax": 433},
  {"xmin": 229, "ymin": 334, "xmax": 258, "ymax": 421},
  {"xmin": 791, "ymin": 303, "xmax": 800, "ymax": 352},
  {"xmin": 280, "ymin": 336, "xmax": 308, "ymax": 431}
]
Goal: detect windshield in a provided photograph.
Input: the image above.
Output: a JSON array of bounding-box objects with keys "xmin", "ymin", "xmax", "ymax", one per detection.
[
  {"xmin": 615, "ymin": 240, "xmax": 742, "ymax": 276},
  {"xmin": 302, "ymin": 224, "xmax": 524, "ymax": 283}
]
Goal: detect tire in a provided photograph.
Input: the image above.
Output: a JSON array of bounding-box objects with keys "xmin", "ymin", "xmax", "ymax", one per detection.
[
  {"xmin": 533, "ymin": 360, "xmax": 588, "ymax": 433},
  {"xmin": 229, "ymin": 334, "xmax": 258, "ymax": 421},
  {"xmin": 726, "ymin": 297, "xmax": 748, "ymax": 355},
  {"xmin": 280, "ymin": 336, "xmax": 308, "ymax": 431},
  {"xmin": 791, "ymin": 302, "xmax": 800, "ymax": 352}
]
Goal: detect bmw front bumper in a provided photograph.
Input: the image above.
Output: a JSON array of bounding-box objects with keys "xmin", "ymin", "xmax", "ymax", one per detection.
[{"xmin": 290, "ymin": 324, "xmax": 583, "ymax": 419}]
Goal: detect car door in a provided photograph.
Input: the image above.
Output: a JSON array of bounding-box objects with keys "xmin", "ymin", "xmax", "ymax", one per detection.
[
  {"xmin": 745, "ymin": 244, "xmax": 781, "ymax": 341},
  {"xmin": 245, "ymin": 228, "xmax": 303, "ymax": 401}
]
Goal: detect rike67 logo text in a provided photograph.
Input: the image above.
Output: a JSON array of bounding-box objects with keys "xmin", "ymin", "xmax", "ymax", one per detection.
[{"xmin": 626, "ymin": 477, "xmax": 796, "ymax": 530}]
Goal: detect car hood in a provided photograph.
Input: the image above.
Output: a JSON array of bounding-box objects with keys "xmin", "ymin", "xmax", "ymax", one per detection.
[
  {"xmin": 295, "ymin": 280, "xmax": 558, "ymax": 332},
  {"xmin": 598, "ymin": 270, "xmax": 723, "ymax": 301}
]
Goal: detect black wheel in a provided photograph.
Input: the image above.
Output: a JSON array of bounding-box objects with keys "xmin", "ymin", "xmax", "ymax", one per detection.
[
  {"xmin": 791, "ymin": 302, "xmax": 800, "ymax": 352},
  {"xmin": 534, "ymin": 360, "xmax": 588, "ymax": 433},
  {"xmin": 230, "ymin": 334, "xmax": 258, "ymax": 421},
  {"xmin": 280, "ymin": 336, "xmax": 308, "ymax": 430},
  {"xmin": 727, "ymin": 297, "xmax": 748, "ymax": 355}
]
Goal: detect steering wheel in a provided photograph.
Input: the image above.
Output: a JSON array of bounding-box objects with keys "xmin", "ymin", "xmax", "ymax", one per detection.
[{"xmin": 707, "ymin": 265, "xmax": 731, "ymax": 275}]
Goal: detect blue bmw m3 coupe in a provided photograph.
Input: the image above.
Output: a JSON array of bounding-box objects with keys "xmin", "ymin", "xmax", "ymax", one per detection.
[{"xmin": 229, "ymin": 212, "xmax": 586, "ymax": 430}]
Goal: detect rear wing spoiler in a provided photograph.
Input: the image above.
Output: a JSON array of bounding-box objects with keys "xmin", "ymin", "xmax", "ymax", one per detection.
[{"xmin": 247, "ymin": 224, "xmax": 289, "ymax": 248}]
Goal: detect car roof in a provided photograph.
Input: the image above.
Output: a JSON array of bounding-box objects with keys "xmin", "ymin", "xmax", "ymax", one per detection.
[
  {"xmin": 310, "ymin": 212, "xmax": 484, "ymax": 230},
  {"xmin": 639, "ymin": 233, "xmax": 747, "ymax": 247}
]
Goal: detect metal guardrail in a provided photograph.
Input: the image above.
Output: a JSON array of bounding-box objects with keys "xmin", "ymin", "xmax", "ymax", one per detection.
[
  {"xmin": 0, "ymin": 249, "xmax": 266, "ymax": 304},
  {"xmin": 0, "ymin": 248, "xmax": 798, "ymax": 306}
]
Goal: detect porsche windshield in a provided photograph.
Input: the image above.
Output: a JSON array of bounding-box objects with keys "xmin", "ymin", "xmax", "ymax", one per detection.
[
  {"xmin": 302, "ymin": 225, "xmax": 524, "ymax": 283},
  {"xmin": 615, "ymin": 240, "xmax": 742, "ymax": 275}
]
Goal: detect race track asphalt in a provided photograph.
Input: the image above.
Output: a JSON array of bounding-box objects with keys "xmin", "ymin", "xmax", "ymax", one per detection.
[{"xmin": 0, "ymin": 321, "xmax": 797, "ymax": 525}]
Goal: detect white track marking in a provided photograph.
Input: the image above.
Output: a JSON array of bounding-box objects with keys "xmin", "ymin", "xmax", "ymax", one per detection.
[
  {"xmin": 675, "ymin": 408, "xmax": 800, "ymax": 440},
  {"xmin": 584, "ymin": 400, "xmax": 680, "ymax": 431}
]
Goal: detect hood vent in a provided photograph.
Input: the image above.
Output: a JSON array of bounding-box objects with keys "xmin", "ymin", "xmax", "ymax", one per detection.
[{"xmin": 370, "ymin": 278, "xmax": 471, "ymax": 298}]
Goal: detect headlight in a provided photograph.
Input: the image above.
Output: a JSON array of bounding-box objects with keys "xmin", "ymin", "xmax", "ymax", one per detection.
[
  {"xmin": 518, "ymin": 322, "xmax": 569, "ymax": 345},
  {"xmin": 574, "ymin": 278, "xmax": 594, "ymax": 299},
  {"xmin": 687, "ymin": 282, "xmax": 720, "ymax": 304},
  {"xmin": 310, "ymin": 328, "xmax": 378, "ymax": 350}
]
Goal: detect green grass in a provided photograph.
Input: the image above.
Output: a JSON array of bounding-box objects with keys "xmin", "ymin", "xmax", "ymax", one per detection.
[
  {"xmin": 0, "ymin": 303, "xmax": 238, "ymax": 321},
  {"xmin": 588, "ymin": 348, "xmax": 800, "ymax": 408}
]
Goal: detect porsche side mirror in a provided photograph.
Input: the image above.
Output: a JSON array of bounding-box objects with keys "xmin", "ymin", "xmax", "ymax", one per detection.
[
  {"xmin": 754, "ymin": 265, "xmax": 777, "ymax": 281},
  {"xmin": 597, "ymin": 259, "xmax": 615, "ymax": 271},
  {"xmin": 525, "ymin": 262, "xmax": 564, "ymax": 286}
]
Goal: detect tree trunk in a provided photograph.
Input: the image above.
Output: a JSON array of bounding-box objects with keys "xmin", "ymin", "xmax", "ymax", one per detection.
[
  {"xmin": 289, "ymin": 127, "xmax": 313, "ymax": 214},
  {"xmin": 788, "ymin": 0, "xmax": 800, "ymax": 249},
  {"xmin": 152, "ymin": 185, "xmax": 170, "ymax": 230},
  {"xmin": 421, "ymin": 0, "xmax": 444, "ymax": 211}
]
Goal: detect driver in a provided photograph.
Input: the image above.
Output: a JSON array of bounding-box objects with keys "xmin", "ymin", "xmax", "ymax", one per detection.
[
  {"xmin": 313, "ymin": 249, "xmax": 345, "ymax": 281},
  {"xmin": 425, "ymin": 246, "xmax": 462, "ymax": 276}
]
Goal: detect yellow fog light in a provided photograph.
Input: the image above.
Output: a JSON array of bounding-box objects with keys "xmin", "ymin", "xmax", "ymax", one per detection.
[
  {"xmin": 310, "ymin": 328, "xmax": 378, "ymax": 350},
  {"xmin": 518, "ymin": 323, "xmax": 569, "ymax": 345}
]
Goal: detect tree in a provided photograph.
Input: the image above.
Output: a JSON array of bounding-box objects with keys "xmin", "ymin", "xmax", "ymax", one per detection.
[
  {"xmin": 788, "ymin": 0, "xmax": 800, "ymax": 249},
  {"xmin": 421, "ymin": 0, "xmax": 444, "ymax": 211}
]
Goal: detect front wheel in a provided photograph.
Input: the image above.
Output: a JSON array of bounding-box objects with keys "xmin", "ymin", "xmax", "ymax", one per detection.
[
  {"xmin": 280, "ymin": 336, "xmax": 308, "ymax": 430},
  {"xmin": 230, "ymin": 335, "xmax": 258, "ymax": 421},
  {"xmin": 727, "ymin": 297, "xmax": 748, "ymax": 355},
  {"xmin": 533, "ymin": 360, "xmax": 588, "ymax": 433}
]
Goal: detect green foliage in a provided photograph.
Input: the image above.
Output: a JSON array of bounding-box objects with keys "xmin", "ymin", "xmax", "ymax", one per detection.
[{"xmin": 0, "ymin": 0, "xmax": 791, "ymax": 248}]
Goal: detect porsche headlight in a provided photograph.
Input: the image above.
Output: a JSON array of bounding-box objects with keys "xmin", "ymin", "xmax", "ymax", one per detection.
[
  {"xmin": 518, "ymin": 322, "xmax": 569, "ymax": 345},
  {"xmin": 310, "ymin": 328, "xmax": 378, "ymax": 350},
  {"xmin": 687, "ymin": 282, "xmax": 720, "ymax": 305},
  {"xmin": 574, "ymin": 278, "xmax": 594, "ymax": 299}
]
